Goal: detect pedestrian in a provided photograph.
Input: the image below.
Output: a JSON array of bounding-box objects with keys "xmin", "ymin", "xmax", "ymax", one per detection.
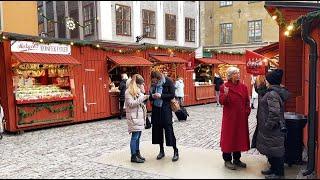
[
  {"xmin": 250, "ymin": 75, "xmax": 259, "ymax": 109},
  {"xmin": 125, "ymin": 74, "xmax": 150, "ymax": 163},
  {"xmin": 219, "ymin": 66, "xmax": 251, "ymax": 170},
  {"xmin": 150, "ymin": 71, "xmax": 179, "ymax": 162},
  {"xmin": 255, "ymin": 69, "xmax": 289, "ymax": 179},
  {"xmin": 175, "ymin": 76, "xmax": 185, "ymax": 106},
  {"xmin": 118, "ymin": 73, "xmax": 128, "ymax": 119},
  {"xmin": 214, "ymin": 73, "xmax": 224, "ymax": 107}
]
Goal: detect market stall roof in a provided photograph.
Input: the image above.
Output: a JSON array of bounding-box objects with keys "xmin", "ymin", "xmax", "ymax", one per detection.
[
  {"xmin": 219, "ymin": 59, "xmax": 246, "ymax": 65},
  {"xmin": 12, "ymin": 52, "xmax": 81, "ymax": 65},
  {"xmin": 196, "ymin": 58, "xmax": 224, "ymax": 65},
  {"xmin": 107, "ymin": 55, "xmax": 153, "ymax": 67},
  {"xmin": 150, "ymin": 55, "xmax": 188, "ymax": 64}
]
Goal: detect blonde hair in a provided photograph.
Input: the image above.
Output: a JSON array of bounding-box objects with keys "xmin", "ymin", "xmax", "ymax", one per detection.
[
  {"xmin": 128, "ymin": 74, "xmax": 144, "ymax": 97},
  {"xmin": 226, "ymin": 67, "xmax": 240, "ymax": 80}
]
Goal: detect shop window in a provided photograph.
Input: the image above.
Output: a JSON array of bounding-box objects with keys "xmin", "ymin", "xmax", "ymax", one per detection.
[
  {"xmin": 220, "ymin": 23, "xmax": 232, "ymax": 44},
  {"xmin": 142, "ymin": 9, "xmax": 156, "ymax": 39},
  {"xmin": 68, "ymin": 1, "xmax": 80, "ymax": 39},
  {"xmin": 109, "ymin": 67, "xmax": 138, "ymax": 92},
  {"xmin": 165, "ymin": 14, "xmax": 176, "ymax": 41},
  {"xmin": 56, "ymin": 1, "xmax": 66, "ymax": 38},
  {"xmin": 116, "ymin": 4, "xmax": 131, "ymax": 36},
  {"xmin": 220, "ymin": 1, "xmax": 233, "ymax": 7},
  {"xmin": 248, "ymin": 20, "xmax": 262, "ymax": 42},
  {"xmin": 185, "ymin": 18, "xmax": 195, "ymax": 42},
  {"xmin": 194, "ymin": 64, "xmax": 213, "ymax": 84},
  {"xmin": 83, "ymin": 3, "xmax": 95, "ymax": 37},
  {"xmin": 46, "ymin": 1, "xmax": 55, "ymax": 37}
]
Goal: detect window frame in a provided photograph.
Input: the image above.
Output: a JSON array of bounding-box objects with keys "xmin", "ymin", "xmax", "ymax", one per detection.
[
  {"xmin": 219, "ymin": 1, "xmax": 233, "ymax": 7},
  {"xmin": 45, "ymin": 1, "xmax": 55, "ymax": 37},
  {"xmin": 37, "ymin": 2, "xmax": 45, "ymax": 36},
  {"xmin": 165, "ymin": 13, "xmax": 177, "ymax": 41},
  {"xmin": 115, "ymin": 4, "xmax": 132, "ymax": 36},
  {"xmin": 83, "ymin": 3, "xmax": 95, "ymax": 37},
  {"xmin": 142, "ymin": 9, "xmax": 156, "ymax": 39},
  {"xmin": 185, "ymin": 17, "xmax": 195, "ymax": 42},
  {"xmin": 248, "ymin": 20, "xmax": 262, "ymax": 43},
  {"xmin": 220, "ymin": 23, "xmax": 233, "ymax": 44}
]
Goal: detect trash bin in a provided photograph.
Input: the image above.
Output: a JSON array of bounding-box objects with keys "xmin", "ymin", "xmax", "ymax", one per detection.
[{"xmin": 284, "ymin": 112, "xmax": 307, "ymax": 167}]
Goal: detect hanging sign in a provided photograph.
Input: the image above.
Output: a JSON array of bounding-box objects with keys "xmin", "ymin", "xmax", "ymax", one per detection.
[
  {"xmin": 195, "ymin": 46, "xmax": 203, "ymax": 59},
  {"xmin": 245, "ymin": 50, "xmax": 268, "ymax": 75},
  {"xmin": 11, "ymin": 41, "xmax": 71, "ymax": 55}
]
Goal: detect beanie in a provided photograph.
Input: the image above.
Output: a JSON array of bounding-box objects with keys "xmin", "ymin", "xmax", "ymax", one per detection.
[{"xmin": 266, "ymin": 69, "xmax": 283, "ymax": 85}]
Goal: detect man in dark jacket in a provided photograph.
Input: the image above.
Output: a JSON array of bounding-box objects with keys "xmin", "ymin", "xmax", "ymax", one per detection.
[
  {"xmin": 256, "ymin": 69, "xmax": 289, "ymax": 179},
  {"xmin": 149, "ymin": 71, "xmax": 179, "ymax": 162},
  {"xmin": 118, "ymin": 73, "xmax": 128, "ymax": 119},
  {"xmin": 214, "ymin": 73, "xmax": 224, "ymax": 107}
]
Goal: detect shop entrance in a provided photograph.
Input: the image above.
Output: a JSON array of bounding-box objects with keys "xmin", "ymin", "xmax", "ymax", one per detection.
[{"xmin": 84, "ymin": 61, "xmax": 108, "ymax": 115}]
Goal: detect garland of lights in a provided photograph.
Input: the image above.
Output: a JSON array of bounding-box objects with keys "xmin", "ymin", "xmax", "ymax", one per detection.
[{"xmin": 204, "ymin": 49, "xmax": 244, "ymax": 55}]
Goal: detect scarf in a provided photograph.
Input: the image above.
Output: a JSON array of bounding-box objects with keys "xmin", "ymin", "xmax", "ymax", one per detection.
[{"xmin": 150, "ymin": 76, "xmax": 166, "ymax": 107}]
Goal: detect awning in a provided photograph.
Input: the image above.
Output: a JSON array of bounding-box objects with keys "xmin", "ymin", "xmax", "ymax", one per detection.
[
  {"xmin": 107, "ymin": 55, "xmax": 153, "ymax": 66},
  {"xmin": 219, "ymin": 59, "xmax": 246, "ymax": 65},
  {"xmin": 12, "ymin": 52, "xmax": 81, "ymax": 65},
  {"xmin": 150, "ymin": 55, "xmax": 188, "ymax": 64},
  {"xmin": 196, "ymin": 58, "xmax": 224, "ymax": 65}
]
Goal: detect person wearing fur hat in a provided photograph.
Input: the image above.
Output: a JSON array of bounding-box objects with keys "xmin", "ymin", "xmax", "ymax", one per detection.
[
  {"xmin": 256, "ymin": 69, "xmax": 289, "ymax": 179},
  {"xmin": 219, "ymin": 67, "xmax": 251, "ymax": 170}
]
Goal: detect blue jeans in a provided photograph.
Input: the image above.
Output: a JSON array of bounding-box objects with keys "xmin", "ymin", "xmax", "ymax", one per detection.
[{"xmin": 130, "ymin": 131, "xmax": 142, "ymax": 155}]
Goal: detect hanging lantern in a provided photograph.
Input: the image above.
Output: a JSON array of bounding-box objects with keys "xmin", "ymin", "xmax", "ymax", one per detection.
[{"xmin": 66, "ymin": 18, "xmax": 76, "ymax": 30}]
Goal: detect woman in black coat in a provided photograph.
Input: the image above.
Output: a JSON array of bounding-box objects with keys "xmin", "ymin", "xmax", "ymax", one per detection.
[
  {"xmin": 255, "ymin": 69, "xmax": 289, "ymax": 179},
  {"xmin": 149, "ymin": 71, "xmax": 179, "ymax": 162}
]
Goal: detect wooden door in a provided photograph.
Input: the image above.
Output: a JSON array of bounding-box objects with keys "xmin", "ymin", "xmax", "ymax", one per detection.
[{"xmin": 83, "ymin": 61, "xmax": 108, "ymax": 116}]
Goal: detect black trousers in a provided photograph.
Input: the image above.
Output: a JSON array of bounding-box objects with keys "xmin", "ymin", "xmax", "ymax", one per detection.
[
  {"xmin": 152, "ymin": 123, "xmax": 177, "ymax": 147},
  {"xmin": 268, "ymin": 156, "xmax": 284, "ymax": 176},
  {"xmin": 222, "ymin": 152, "xmax": 241, "ymax": 162},
  {"xmin": 119, "ymin": 100, "xmax": 125, "ymax": 118}
]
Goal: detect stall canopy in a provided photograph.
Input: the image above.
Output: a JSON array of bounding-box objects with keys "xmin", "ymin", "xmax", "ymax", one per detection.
[
  {"xmin": 196, "ymin": 58, "xmax": 224, "ymax": 65},
  {"xmin": 12, "ymin": 52, "xmax": 81, "ymax": 65},
  {"xmin": 150, "ymin": 55, "xmax": 188, "ymax": 64},
  {"xmin": 107, "ymin": 55, "xmax": 153, "ymax": 72},
  {"xmin": 219, "ymin": 59, "xmax": 246, "ymax": 65}
]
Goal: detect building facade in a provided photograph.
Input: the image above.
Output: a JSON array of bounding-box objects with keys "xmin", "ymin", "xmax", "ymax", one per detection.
[
  {"xmin": 0, "ymin": 1, "xmax": 38, "ymax": 36},
  {"xmin": 38, "ymin": 1, "xmax": 200, "ymax": 48},
  {"xmin": 200, "ymin": 1, "xmax": 279, "ymax": 52}
]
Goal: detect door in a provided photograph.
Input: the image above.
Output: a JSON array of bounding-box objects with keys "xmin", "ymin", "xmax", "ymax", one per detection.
[{"xmin": 83, "ymin": 61, "xmax": 108, "ymax": 115}]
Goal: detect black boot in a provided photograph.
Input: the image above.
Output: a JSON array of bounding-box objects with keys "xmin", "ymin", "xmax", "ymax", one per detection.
[
  {"xmin": 172, "ymin": 148, "xmax": 179, "ymax": 162},
  {"xmin": 131, "ymin": 154, "xmax": 144, "ymax": 163},
  {"xmin": 261, "ymin": 168, "xmax": 273, "ymax": 175},
  {"xmin": 136, "ymin": 150, "xmax": 145, "ymax": 161},
  {"xmin": 157, "ymin": 150, "xmax": 165, "ymax": 160}
]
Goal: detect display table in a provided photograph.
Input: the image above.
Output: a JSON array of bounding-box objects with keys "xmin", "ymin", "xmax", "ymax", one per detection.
[{"xmin": 195, "ymin": 85, "xmax": 215, "ymax": 100}]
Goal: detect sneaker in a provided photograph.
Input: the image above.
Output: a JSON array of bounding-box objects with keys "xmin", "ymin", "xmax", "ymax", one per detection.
[
  {"xmin": 225, "ymin": 161, "xmax": 237, "ymax": 170},
  {"xmin": 233, "ymin": 160, "xmax": 247, "ymax": 168}
]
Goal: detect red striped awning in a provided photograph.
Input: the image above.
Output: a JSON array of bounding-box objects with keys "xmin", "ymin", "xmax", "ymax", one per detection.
[
  {"xmin": 196, "ymin": 58, "xmax": 224, "ymax": 65},
  {"xmin": 12, "ymin": 52, "xmax": 81, "ymax": 65},
  {"xmin": 150, "ymin": 55, "xmax": 188, "ymax": 64},
  {"xmin": 107, "ymin": 55, "xmax": 153, "ymax": 66}
]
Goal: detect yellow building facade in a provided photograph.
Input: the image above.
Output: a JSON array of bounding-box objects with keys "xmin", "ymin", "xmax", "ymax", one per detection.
[
  {"xmin": 0, "ymin": 1, "xmax": 38, "ymax": 36},
  {"xmin": 201, "ymin": 1, "xmax": 279, "ymax": 52}
]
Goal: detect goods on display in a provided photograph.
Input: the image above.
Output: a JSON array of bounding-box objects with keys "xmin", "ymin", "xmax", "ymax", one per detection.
[{"xmin": 15, "ymin": 85, "xmax": 73, "ymax": 101}]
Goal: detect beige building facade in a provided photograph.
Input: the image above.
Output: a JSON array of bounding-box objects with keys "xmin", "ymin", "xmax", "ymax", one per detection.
[
  {"xmin": 200, "ymin": 1, "xmax": 279, "ymax": 52},
  {"xmin": 0, "ymin": 1, "xmax": 38, "ymax": 36}
]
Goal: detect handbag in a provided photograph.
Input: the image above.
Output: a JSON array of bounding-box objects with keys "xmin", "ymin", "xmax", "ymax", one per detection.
[
  {"xmin": 145, "ymin": 116, "xmax": 151, "ymax": 129},
  {"xmin": 170, "ymin": 98, "xmax": 180, "ymax": 112}
]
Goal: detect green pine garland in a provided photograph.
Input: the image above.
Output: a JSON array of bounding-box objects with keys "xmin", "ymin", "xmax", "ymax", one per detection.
[{"xmin": 204, "ymin": 49, "xmax": 244, "ymax": 55}]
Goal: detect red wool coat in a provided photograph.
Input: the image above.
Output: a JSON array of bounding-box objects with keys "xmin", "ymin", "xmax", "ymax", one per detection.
[{"xmin": 219, "ymin": 81, "xmax": 251, "ymax": 153}]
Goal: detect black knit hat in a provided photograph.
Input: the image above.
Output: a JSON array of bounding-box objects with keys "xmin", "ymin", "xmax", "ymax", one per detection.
[{"xmin": 266, "ymin": 69, "xmax": 283, "ymax": 85}]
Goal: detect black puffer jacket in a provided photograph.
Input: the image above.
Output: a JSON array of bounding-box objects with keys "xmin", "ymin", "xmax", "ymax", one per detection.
[{"xmin": 256, "ymin": 85, "xmax": 289, "ymax": 157}]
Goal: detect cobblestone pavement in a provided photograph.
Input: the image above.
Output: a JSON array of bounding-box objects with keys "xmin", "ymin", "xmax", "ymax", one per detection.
[{"xmin": 0, "ymin": 103, "xmax": 261, "ymax": 179}]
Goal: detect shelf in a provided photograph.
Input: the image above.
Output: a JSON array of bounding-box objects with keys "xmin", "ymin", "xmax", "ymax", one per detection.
[{"xmin": 16, "ymin": 96, "xmax": 74, "ymax": 105}]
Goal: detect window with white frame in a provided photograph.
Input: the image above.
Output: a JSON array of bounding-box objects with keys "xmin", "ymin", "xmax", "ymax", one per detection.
[
  {"xmin": 83, "ymin": 3, "xmax": 95, "ymax": 37},
  {"xmin": 248, "ymin": 20, "xmax": 262, "ymax": 42},
  {"xmin": 142, "ymin": 9, "xmax": 156, "ymax": 38},
  {"xmin": 165, "ymin": 14, "xmax": 176, "ymax": 40},
  {"xmin": 220, "ymin": 1, "xmax": 233, "ymax": 7},
  {"xmin": 116, "ymin": 4, "xmax": 131, "ymax": 36},
  {"xmin": 220, "ymin": 23, "xmax": 232, "ymax": 44},
  {"xmin": 185, "ymin": 18, "xmax": 195, "ymax": 42}
]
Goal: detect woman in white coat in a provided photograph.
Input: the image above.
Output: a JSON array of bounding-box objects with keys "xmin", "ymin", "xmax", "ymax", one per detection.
[
  {"xmin": 251, "ymin": 75, "xmax": 259, "ymax": 109},
  {"xmin": 125, "ymin": 74, "xmax": 150, "ymax": 163}
]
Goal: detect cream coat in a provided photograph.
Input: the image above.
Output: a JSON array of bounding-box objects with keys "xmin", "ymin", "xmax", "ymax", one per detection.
[{"xmin": 125, "ymin": 90, "xmax": 147, "ymax": 133}]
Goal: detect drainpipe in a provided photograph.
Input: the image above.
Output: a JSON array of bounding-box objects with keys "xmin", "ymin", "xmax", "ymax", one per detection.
[{"xmin": 300, "ymin": 16, "xmax": 317, "ymax": 177}]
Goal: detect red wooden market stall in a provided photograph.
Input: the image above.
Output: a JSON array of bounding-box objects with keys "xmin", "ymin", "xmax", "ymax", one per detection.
[{"xmin": 265, "ymin": 1, "xmax": 320, "ymax": 177}]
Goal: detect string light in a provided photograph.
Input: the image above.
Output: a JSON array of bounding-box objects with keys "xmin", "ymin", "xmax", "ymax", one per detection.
[
  {"xmin": 284, "ymin": 31, "xmax": 290, "ymax": 37},
  {"xmin": 287, "ymin": 25, "xmax": 294, "ymax": 31},
  {"xmin": 119, "ymin": 49, "xmax": 122, "ymax": 53},
  {"xmin": 96, "ymin": 44, "xmax": 100, "ymax": 48},
  {"xmin": 70, "ymin": 42, "xmax": 74, "ymax": 46},
  {"xmin": 2, "ymin": 35, "xmax": 6, "ymax": 40},
  {"xmin": 272, "ymin": 15, "xmax": 277, "ymax": 20},
  {"xmin": 39, "ymin": 39, "xmax": 44, "ymax": 43},
  {"xmin": 155, "ymin": 46, "xmax": 159, "ymax": 50}
]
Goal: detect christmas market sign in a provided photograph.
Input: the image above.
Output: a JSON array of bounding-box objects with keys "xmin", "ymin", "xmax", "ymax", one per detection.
[
  {"xmin": 245, "ymin": 50, "xmax": 268, "ymax": 75},
  {"xmin": 11, "ymin": 41, "xmax": 71, "ymax": 55}
]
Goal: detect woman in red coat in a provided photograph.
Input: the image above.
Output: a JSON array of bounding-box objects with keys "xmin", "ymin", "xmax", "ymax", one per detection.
[{"xmin": 219, "ymin": 67, "xmax": 251, "ymax": 170}]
